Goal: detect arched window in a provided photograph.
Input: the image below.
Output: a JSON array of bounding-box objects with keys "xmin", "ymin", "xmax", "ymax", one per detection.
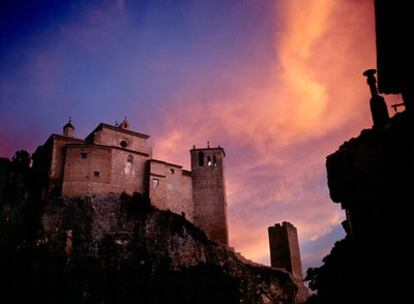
[
  {"xmin": 198, "ymin": 151, "xmax": 204, "ymax": 167},
  {"xmin": 124, "ymin": 154, "xmax": 135, "ymax": 175},
  {"xmin": 207, "ymin": 156, "xmax": 212, "ymax": 166},
  {"xmin": 213, "ymin": 155, "xmax": 217, "ymax": 167}
]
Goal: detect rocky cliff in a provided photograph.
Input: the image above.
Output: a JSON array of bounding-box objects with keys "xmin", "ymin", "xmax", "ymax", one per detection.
[
  {"xmin": 1, "ymin": 191, "xmax": 299, "ymax": 303},
  {"xmin": 326, "ymin": 111, "xmax": 413, "ymax": 237},
  {"xmin": 305, "ymin": 111, "xmax": 413, "ymax": 303}
]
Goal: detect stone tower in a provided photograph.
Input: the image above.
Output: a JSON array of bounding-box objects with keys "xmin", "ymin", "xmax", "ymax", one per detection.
[
  {"xmin": 190, "ymin": 146, "xmax": 229, "ymax": 246},
  {"xmin": 268, "ymin": 222, "xmax": 303, "ymax": 280}
]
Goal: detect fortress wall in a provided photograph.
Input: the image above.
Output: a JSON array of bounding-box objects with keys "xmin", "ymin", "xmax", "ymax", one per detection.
[
  {"xmin": 149, "ymin": 160, "xmax": 193, "ymax": 221},
  {"xmin": 109, "ymin": 149, "xmax": 149, "ymax": 195},
  {"xmin": 44, "ymin": 136, "xmax": 85, "ymax": 196},
  {"xmin": 62, "ymin": 146, "xmax": 112, "ymax": 196},
  {"xmin": 51, "ymin": 137, "xmax": 84, "ymax": 180}
]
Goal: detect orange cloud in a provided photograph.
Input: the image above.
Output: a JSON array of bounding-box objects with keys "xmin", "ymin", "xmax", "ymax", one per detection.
[{"xmin": 145, "ymin": 0, "xmax": 377, "ymax": 268}]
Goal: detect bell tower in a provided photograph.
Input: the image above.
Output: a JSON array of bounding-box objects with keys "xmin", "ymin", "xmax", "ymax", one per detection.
[{"xmin": 190, "ymin": 144, "xmax": 229, "ymax": 246}]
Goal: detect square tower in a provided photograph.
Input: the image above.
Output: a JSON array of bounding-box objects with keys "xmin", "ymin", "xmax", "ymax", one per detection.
[
  {"xmin": 268, "ymin": 222, "xmax": 303, "ymax": 280},
  {"xmin": 190, "ymin": 146, "xmax": 228, "ymax": 246}
]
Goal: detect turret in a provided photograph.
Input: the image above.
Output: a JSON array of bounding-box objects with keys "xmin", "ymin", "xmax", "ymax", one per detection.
[
  {"xmin": 63, "ymin": 118, "xmax": 75, "ymax": 138},
  {"xmin": 190, "ymin": 144, "xmax": 229, "ymax": 246}
]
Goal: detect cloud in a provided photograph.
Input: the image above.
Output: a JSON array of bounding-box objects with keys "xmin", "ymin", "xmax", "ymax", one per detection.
[
  {"xmin": 149, "ymin": 0, "xmax": 376, "ymax": 268},
  {"xmin": 0, "ymin": 0, "xmax": 378, "ymax": 271}
]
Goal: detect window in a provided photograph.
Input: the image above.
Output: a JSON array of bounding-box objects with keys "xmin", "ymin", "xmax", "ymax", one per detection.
[
  {"xmin": 81, "ymin": 153, "xmax": 88, "ymax": 159},
  {"xmin": 213, "ymin": 155, "xmax": 217, "ymax": 167},
  {"xmin": 94, "ymin": 171, "xmax": 100, "ymax": 177},
  {"xmin": 152, "ymin": 178, "xmax": 159, "ymax": 188},
  {"xmin": 124, "ymin": 155, "xmax": 135, "ymax": 175},
  {"xmin": 170, "ymin": 168, "xmax": 175, "ymax": 174},
  {"xmin": 207, "ymin": 156, "xmax": 212, "ymax": 166},
  {"xmin": 120, "ymin": 140, "xmax": 128, "ymax": 148},
  {"xmin": 198, "ymin": 151, "xmax": 204, "ymax": 167}
]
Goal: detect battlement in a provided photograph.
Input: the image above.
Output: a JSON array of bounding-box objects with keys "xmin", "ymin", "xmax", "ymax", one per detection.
[{"xmin": 271, "ymin": 221, "xmax": 297, "ymax": 231}]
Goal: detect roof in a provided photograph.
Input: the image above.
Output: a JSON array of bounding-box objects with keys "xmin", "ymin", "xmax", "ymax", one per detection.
[
  {"xmin": 47, "ymin": 134, "xmax": 86, "ymax": 144},
  {"xmin": 63, "ymin": 122, "xmax": 75, "ymax": 129},
  {"xmin": 150, "ymin": 159, "xmax": 183, "ymax": 168},
  {"xmin": 85, "ymin": 123, "xmax": 150, "ymax": 141}
]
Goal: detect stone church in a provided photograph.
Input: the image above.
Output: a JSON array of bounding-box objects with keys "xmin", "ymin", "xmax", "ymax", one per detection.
[{"xmin": 32, "ymin": 118, "xmax": 228, "ymax": 245}]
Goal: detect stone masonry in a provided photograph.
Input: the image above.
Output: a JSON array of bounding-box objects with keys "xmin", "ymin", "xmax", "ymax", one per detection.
[
  {"xmin": 32, "ymin": 119, "xmax": 229, "ymax": 246},
  {"xmin": 268, "ymin": 222, "xmax": 303, "ymax": 280}
]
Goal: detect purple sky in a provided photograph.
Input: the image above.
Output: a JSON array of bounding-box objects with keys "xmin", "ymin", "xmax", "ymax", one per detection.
[{"xmin": 1, "ymin": 0, "xmax": 387, "ymax": 271}]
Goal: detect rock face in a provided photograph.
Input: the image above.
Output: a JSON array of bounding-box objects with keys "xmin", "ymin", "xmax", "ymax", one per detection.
[
  {"xmin": 327, "ymin": 111, "xmax": 413, "ymax": 237},
  {"xmin": 38, "ymin": 193, "xmax": 298, "ymax": 304},
  {"xmin": 319, "ymin": 111, "xmax": 413, "ymax": 303}
]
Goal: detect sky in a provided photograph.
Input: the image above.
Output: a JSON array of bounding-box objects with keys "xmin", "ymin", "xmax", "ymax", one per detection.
[{"xmin": 0, "ymin": 0, "xmax": 383, "ymax": 271}]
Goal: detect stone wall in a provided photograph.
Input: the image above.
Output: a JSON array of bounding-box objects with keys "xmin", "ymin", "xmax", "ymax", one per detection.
[
  {"xmin": 51, "ymin": 136, "xmax": 85, "ymax": 180},
  {"xmin": 33, "ymin": 135, "xmax": 84, "ymax": 198},
  {"xmin": 62, "ymin": 145, "xmax": 150, "ymax": 196},
  {"xmin": 110, "ymin": 148, "xmax": 149, "ymax": 195},
  {"xmin": 149, "ymin": 159, "xmax": 193, "ymax": 221},
  {"xmin": 62, "ymin": 145, "xmax": 112, "ymax": 196},
  {"xmin": 191, "ymin": 148, "xmax": 228, "ymax": 246}
]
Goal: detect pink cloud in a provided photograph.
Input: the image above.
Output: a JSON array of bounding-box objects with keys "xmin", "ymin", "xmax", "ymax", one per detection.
[
  {"xmin": 145, "ymin": 0, "xmax": 378, "ymax": 268},
  {"xmin": 0, "ymin": 0, "xmax": 381, "ymax": 272}
]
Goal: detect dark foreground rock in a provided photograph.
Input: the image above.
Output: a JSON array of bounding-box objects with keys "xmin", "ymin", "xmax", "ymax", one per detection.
[
  {"xmin": 1, "ymin": 192, "xmax": 298, "ymax": 303},
  {"xmin": 305, "ymin": 111, "xmax": 413, "ymax": 303}
]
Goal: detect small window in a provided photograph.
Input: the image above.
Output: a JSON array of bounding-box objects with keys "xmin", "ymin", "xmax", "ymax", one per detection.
[
  {"xmin": 94, "ymin": 171, "xmax": 100, "ymax": 177},
  {"xmin": 198, "ymin": 151, "xmax": 204, "ymax": 167},
  {"xmin": 213, "ymin": 155, "xmax": 217, "ymax": 167},
  {"xmin": 125, "ymin": 155, "xmax": 135, "ymax": 175},
  {"xmin": 120, "ymin": 140, "xmax": 128, "ymax": 148},
  {"xmin": 170, "ymin": 168, "xmax": 175, "ymax": 174},
  {"xmin": 207, "ymin": 156, "xmax": 213, "ymax": 166},
  {"xmin": 152, "ymin": 178, "xmax": 159, "ymax": 188},
  {"xmin": 81, "ymin": 153, "xmax": 88, "ymax": 159}
]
